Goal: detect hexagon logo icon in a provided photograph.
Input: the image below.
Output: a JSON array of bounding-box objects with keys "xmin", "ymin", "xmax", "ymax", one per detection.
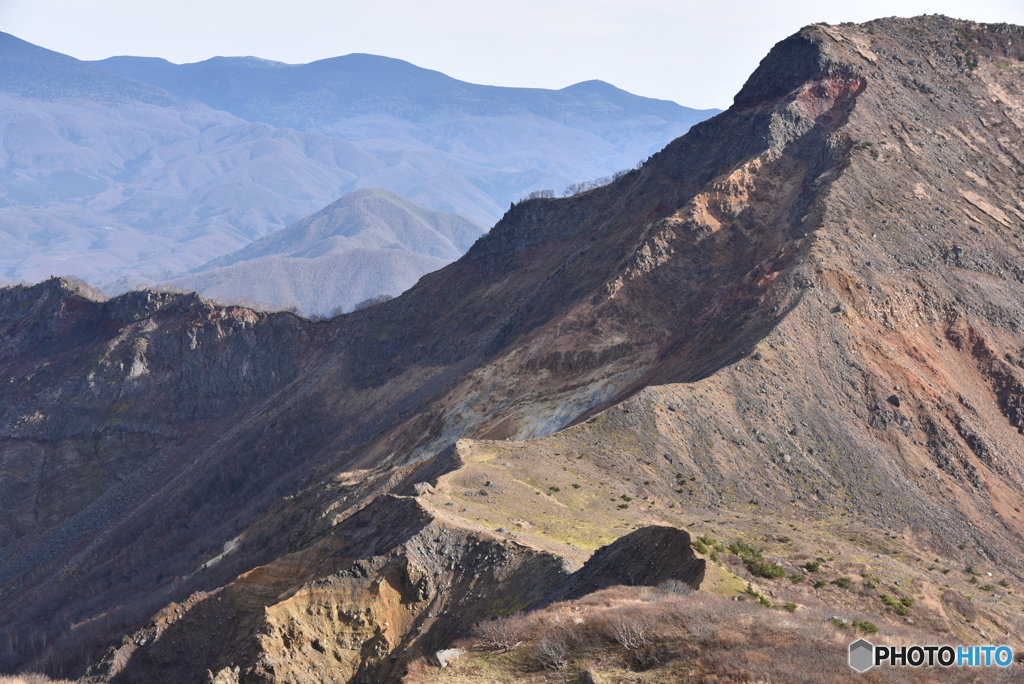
[{"xmin": 849, "ymin": 638, "xmax": 874, "ymax": 672}]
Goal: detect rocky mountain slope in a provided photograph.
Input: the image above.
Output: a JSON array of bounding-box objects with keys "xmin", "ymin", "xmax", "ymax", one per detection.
[
  {"xmin": 0, "ymin": 32, "xmax": 716, "ymax": 285},
  {"xmin": 159, "ymin": 188, "xmax": 485, "ymax": 315},
  {"xmin": 3, "ymin": 14, "xmax": 1024, "ymax": 683}
]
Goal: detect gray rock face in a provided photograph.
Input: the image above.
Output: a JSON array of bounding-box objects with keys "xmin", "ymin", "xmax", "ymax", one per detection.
[{"xmin": 0, "ymin": 278, "xmax": 309, "ymax": 552}]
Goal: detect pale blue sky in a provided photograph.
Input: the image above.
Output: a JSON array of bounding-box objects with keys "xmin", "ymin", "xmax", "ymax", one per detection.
[{"xmin": 2, "ymin": 0, "xmax": 1022, "ymax": 109}]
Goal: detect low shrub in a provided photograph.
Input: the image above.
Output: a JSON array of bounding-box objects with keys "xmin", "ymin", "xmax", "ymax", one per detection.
[
  {"xmin": 803, "ymin": 561, "xmax": 821, "ymax": 572},
  {"xmin": 658, "ymin": 579, "xmax": 694, "ymax": 596},
  {"xmin": 728, "ymin": 540, "xmax": 762, "ymax": 558},
  {"xmin": 744, "ymin": 584, "xmax": 772, "ymax": 608},
  {"xmin": 881, "ymin": 594, "xmax": 910, "ymax": 616},
  {"xmin": 599, "ymin": 612, "xmax": 650, "ymax": 651},
  {"xmin": 532, "ymin": 629, "xmax": 572, "ymax": 669},
  {"xmin": 471, "ymin": 613, "xmax": 530, "ymax": 650},
  {"xmin": 728, "ymin": 539, "xmax": 784, "ymax": 578},
  {"xmin": 833, "ymin": 577, "xmax": 852, "ymax": 589},
  {"xmin": 465, "ymin": 584, "xmax": 956, "ymax": 684},
  {"xmin": 746, "ymin": 557, "xmax": 787, "ymax": 579},
  {"xmin": 853, "ymin": 619, "xmax": 878, "ymax": 634}
]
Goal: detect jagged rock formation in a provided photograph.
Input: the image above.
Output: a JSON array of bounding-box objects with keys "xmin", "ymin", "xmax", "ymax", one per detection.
[
  {"xmin": 80, "ymin": 463, "xmax": 702, "ymax": 683},
  {"xmin": 3, "ymin": 14, "xmax": 1024, "ymax": 682}
]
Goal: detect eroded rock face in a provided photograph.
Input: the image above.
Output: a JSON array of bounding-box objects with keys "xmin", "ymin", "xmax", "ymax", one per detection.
[
  {"xmin": 95, "ymin": 491, "xmax": 703, "ymax": 684},
  {"xmin": 0, "ymin": 278, "xmax": 310, "ymax": 570},
  {"xmin": 558, "ymin": 526, "xmax": 705, "ymax": 601},
  {"xmin": 92, "ymin": 495, "xmax": 563, "ymax": 683}
]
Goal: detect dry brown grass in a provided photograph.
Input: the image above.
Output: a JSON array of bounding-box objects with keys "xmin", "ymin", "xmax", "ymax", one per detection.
[
  {"xmin": 446, "ymin": 585, "xmax": 1023, "ymax": 683},
  {"xmin": 0, "ymin": 675, "xmax": 75, "ymax": 684}
]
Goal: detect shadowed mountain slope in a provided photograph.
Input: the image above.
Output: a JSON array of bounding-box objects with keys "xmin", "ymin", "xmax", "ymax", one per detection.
[
  {"xmin": 161, "ymin": 188, "xmax": 486, "ymax": 315},
  {"xmin": 3, "ymin": 14, "xmax": 1024, "ymax": 682}
]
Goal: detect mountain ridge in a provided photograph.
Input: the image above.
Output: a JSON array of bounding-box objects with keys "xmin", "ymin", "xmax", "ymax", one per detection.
[
  {"xmin": 0, "ymin": 31, "xmax": 177, "ymax": 105},
  {"xmin": 3, "ymin": 14, "xmax": 1024, "ymax": 682},
  {"xmin": 0, "ymin": 30, "xmax": 717, "ymax": 286},
  {"xmin": 90, "ymin": 52, "xmax": 706, "ymax": 129}
]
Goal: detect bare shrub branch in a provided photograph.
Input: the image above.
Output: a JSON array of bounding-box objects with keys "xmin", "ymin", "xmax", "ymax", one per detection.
[
  {"xmin": 657, "ymin": 579, "xmax": 694, "ymax": 596},
  {"xmin": 532, "ymin": 630, "xmax": 571, "ymax": 669},
  {"xmin": 600, "ymin": 612, "xmax": 650, "ymax": 651},
  {"xmin": 470, "ymin": 613, "xmax": 528, "ymax": 651}
]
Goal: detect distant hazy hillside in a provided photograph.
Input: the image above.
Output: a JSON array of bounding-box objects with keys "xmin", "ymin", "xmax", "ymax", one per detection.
[
  {"xmin": 0, "ymin": 31, "xmax": 717, "ymax": 286},
  {"xmin": 93, "ymin": 53, "xmax": 720, "ymax": 217},
  {"xmin": 0, "ymin": 32, "xmax": 383, "ymax": 283},
  {"xmin": 92, "ymin": 52, "xmax": 707, "ymax": 137},
  {"xmin": 163, "ymin": 188, "xmax": 485, "ymax": 315},
  {"xmin": 0, "ymin": 32, "xmax": 175, "ymax": 104}
]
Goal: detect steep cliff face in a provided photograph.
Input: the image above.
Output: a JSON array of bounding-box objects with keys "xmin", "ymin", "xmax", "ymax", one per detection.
[
  {"xmin": 4, "ymin": 14, "xmax": 1024, "ymax": 682},
  {"xmin": 0, "ymin": 280, "xmax": 322, "ymax": 684},
  {"xmin": 87, "ymin": 494, "xmax": 571, "ymax": 684},
  {"xmin": 0, "ymin": 279, "xmax": 311, "ymax": 548},
  {"xmin": 83, "ymin": 485, "xmax": 701, "ymax": 684}
]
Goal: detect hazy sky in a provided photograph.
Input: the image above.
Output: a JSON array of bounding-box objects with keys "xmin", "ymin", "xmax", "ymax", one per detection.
[{"xmin": 2, "ymin": 0, "xmax": 1023, "ymax": 109}]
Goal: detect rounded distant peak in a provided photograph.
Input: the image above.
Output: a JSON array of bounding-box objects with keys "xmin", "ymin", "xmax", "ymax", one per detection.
[
  {"xmin": 200, "ymin": 55, "xmax": 292, "ymax": 68},
  {"xmin": 325, "ymin": 187, "xmax": 410, "ymax": 209},
  {"xmin": 561, "ymin": 79, "xmax": 618, "ymax": 92}
]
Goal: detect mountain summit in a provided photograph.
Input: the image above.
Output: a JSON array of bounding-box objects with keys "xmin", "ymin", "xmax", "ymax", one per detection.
[
  {"xmin": 3, "ymin": 15, "xmax": 1024, "ymax": 682},
  {"xmin": 162, "ymin": 188, "xmax": 486, "ymax": 315}
]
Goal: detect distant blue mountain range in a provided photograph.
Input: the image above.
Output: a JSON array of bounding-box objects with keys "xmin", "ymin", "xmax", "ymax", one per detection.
[
  {"xmin": 91, "ymin": 53, "xmax": 707, "ymax": 134},
  {"xmin": 0, "ymin": 30, "xmax": 719, "ymax": 298}
]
